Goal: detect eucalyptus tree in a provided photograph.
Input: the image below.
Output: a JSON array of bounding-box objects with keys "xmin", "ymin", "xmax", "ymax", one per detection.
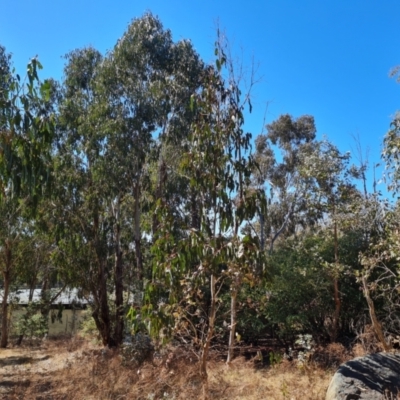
[
  {"xmin": 0, "ymin": 47, "xmax": 54, "ymax": 347},
  {"xmin": 357, "ymin": 93, "xmax": 400, "ymax": 348},
  {"xmin": 147, "ymin": 36, "xmax": 262, "ymax": 399},
  {"xmin": 298, "ymin": 139, "xmax": 361, "ymax": 341},
  {"xmin": 55, "ymin": 14, "xmax": 205, "ymax": 346},
  {"xmin": 355, "ymin": 198, "xmax": 400, "ymax": 352},
  {"xmin": 100, "ymin": 15, "xmax": 165, "ymax": 284},
  {"xmin": 100, "ymin": 13, "xmax": 204, "ymax": 343},
  {"xmin": 350, "ymin": 71, "xmax": 400, "ymax": 347},
  {"xmin": 253, "ymin": 114, "xmax": 318, "ymax": 252},
  {"xmin": 54, "ymin": 46, "xmax": 118, "ymax": 345},
  {"xmin": 383, "ymin": 109, "xmax": 400, "ymax": 193},
  {"xmin": 100, "ymin": 13, "xmax": 203, "ymax": 281},
  {"xmin": 149, "ymin": 38, "xmax": 204, "ymax": 237},
  {"xmin": 0, "ymin": 45, "xmax": 11, "ymax": 108},
  {"xmin": 254, "ymin": 115, "xmax": 365, "ymax": 340}
]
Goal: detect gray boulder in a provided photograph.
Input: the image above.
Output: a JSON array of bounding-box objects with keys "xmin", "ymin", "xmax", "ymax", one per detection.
[
  {"xmin": 120, "ymin": 332, "xmax": 154, "ymax": 367},
  {"xmin": 326, "ymin": 352, "xmax": 400, "ymax": 400}
]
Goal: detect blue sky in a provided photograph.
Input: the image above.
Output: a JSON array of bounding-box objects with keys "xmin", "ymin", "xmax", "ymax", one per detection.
[{"xmin": 1, "ymin": 0, "xmax": 399, "ymax": 193}]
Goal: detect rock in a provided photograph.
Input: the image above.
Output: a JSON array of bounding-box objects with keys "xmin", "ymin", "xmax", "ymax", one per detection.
[
  {"xmin": 326, "ymin": 352, "xmax": 400, "ymax": 400},
  {"xmin": 120, "ymin": 333, "xmax": 154, "ymax": 367}
]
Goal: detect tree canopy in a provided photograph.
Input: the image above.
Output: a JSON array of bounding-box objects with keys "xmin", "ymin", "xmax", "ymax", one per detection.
[{"xmin": 1, "ymin": 12, "xmax": 400, "ymax": 399}]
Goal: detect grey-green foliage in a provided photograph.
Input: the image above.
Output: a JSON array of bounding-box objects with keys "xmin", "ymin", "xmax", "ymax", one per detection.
[
  {"xmin": 0, "ymin": 50, "xmax": 54, "ymax": 202},
  {"xmin": 0, "ymin": 45, "xmax": 12, "ymax": 107},
  {"xmin": 55, "ymin": 46, "xmax": 116, "ymax": 345},
  {"xmin": 358, "ymin": 204, "xmax": 400, "ymax": 338},
  {"xmin": 382, "ymin": 65, "xmax": 400, "ymax": 194},
  {"xmin": 254, "ymin": 117, "xmax": 361, "ymax": 256},
  {"xmin": 253, "ymin": 114, "xmax": 318, "ymax": 251},
  {"xmin": 0, "ymin": 47, "xmax": 55, "ymax": 347},
  {"xmin": 100, "ymin": 13, "xmax": 204, "ymax": 241},
  {"xmin": 146, "ymin": 35, "xmax": 263, "ymax": 397},
  {"xmin": 383, "ymin": 113, "xmax": 400, "ymax": 194},
  {"xmin": 54, "ymin": 14, "xmax": 205, "ymax": 347}
]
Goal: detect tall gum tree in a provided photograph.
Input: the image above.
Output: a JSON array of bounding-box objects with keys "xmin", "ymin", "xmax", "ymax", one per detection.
[
  {"xmin": 100, "ymin": 13, "xmax": 203, "ymax": 284},
  {"xmin": 0, "ymin": 47, "xmax": 54, "ymax": 347},
  {"xmin": 299, "ymin": 139, "xmax": 359, "ymax": 341},
  {"xmin": 147, "ymin": 34, "xmax": 263, "ymax": 400},
  {"xmin": 99, "ymin": 13, "xmax": 204, "ymax": 343},
  {"xmin": 55, "ymin": 46, "xmax": 116, "ymax": 346},
  {"xmin": 55, "ymin": 14, "xmax": 205, "ymax": 347},
  {"xmin": 252, "ymin": 114, "xmax": 318, "ymax": 253}
]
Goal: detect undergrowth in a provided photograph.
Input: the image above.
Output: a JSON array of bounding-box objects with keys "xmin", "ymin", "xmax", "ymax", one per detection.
[{"xmin": 0, "ymin": 336, "xmax": 355, "ymax": 400}]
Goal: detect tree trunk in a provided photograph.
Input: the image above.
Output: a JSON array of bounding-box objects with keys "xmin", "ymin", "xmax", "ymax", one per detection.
[
  {"xmin": 200, "ymin": 274, "xmax": 217, "ymax": 400},
  {"xmin": 152, "ymin": 158, "xmax": 167, "ymax": 235},
  {"xmin": 114, "ymin": 215, "xmax": 124, "ymax": 345},
  {"xmin": 226, "ymin": 280, "xmax": 238, "ymax": 364},
  {"xmin": 260, "ymin": 210, "xmax": 265, "ymax": 252},
  {"xmin": 362, "ymin": 276, "xmax": 392, "ymax": 352},
  {"xmin": 332, "ymin": 276, "xmax": 341, "ymax": 342},
  {"xmin": 190, "ymin": 189, "xmax": 201, "ymax": 230},
  {"xmin": 331, "ymin": 214, "xmax": 341, "ymax": 342},
  {"xmin": 100, "ymin": 260, "xmax": 114, "ymax": 347},
  {"xmin": 92, "ymin": 259, "xmax": 114, "ymax": 347},
  {"xmin": 1, "ymin": 243, "xmax": 12, "ymax": 348},
  {"xmin": 91, "ymin": 208, "xmax": 114, "ymax": 347},
  {"xmin": 1, "ymin": 271, "xmax": 10, "ymax": 348},
  {"xmin": 269, "ymin": 200, "xmax": 295, "ymax": 254},
  {"xmin": 40, "ymin": 276, "xmax": 50, "ymax": 319},
  {"xmin": 134, "ymin": 183, "xmax": 143, "ymax": 284}
]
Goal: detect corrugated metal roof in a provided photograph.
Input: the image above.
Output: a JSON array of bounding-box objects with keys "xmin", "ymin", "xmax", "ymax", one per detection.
[{"xmin": 1, "ymin": 288, "xmax": 89, "ymax": 305}]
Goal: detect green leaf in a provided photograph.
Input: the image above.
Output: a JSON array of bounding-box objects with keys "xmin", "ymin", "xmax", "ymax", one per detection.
[{"xmin": 41, "ymin": 80, "xmax": 52, "ymax": 102}]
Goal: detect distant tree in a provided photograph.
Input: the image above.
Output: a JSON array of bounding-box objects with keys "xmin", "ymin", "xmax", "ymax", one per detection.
[
  {"xmin": 299, "ymin": 139, "xmax": 359, "ymax": 341},
  {"xmin": 253, "ymin": 114, "xmax": 318, "ymax": 252}
]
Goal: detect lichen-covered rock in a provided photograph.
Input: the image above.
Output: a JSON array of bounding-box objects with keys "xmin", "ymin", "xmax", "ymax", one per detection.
[
  {"xmin": 120, "ymin": 333, "xmax": 154, "ymax": 367},
  {"xmin": 326, "ymin": 352, "xmax": 400, "ymax": 400}
]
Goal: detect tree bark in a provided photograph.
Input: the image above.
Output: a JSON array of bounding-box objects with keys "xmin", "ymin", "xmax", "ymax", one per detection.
[
  {"xmin": 134, "ymin": 183, "xmax": 143, "ymax": 284},
  {"xmin": 260, "ymin": 210, "xmax": 265, "ymax": 252},
  {"xmin": 362, "ymin": 276, "xmax": 392, "ymax": 352},
  {"xmin": 90, "ymin": 205, "xmax": 114, "ymax": 347},
  {"xmin": 114, "ymin": 200, "xmax": 124, "ymax": 344},
  {"xmin": 226, "ymin": 280, "xmax": 238, "ymax": 364},
  {"xmin": 190, "ymin": 188, "xmax": 201, "ymax": 230},
  {"xmin": 331, "ymin": 211, "xmax": 341, "ymax": 342},
  {"xmin": 92, "ymin": 259, "xmax": 114, "ymax": 347},
  {"xmin": 1, "ymin": 242, "xmax": 12, "ymax": 348},
  {"xmin": 152, "ymin": 158, "xmax": 167, "ymax": 235},
  {"xmin": 200, "ymin": 274, "xmax": 217, "ymax": 400},
  {"xmin": 269, "ymin": 200, "xmax": 296, "ymax": 254}
]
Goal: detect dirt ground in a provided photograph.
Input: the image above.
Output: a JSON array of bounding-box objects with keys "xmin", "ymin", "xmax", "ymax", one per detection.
[
  {"xmin": 0, "ymin": 338, "xmax": 100, "ymax": 399},
  {"xmin": 0, "ymin": 337, "xmax": 338, "ymax": 400}
]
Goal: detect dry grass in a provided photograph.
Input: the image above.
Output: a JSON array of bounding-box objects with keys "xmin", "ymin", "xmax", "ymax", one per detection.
[
  {"xmin": 0, "ymin": 337, "xmax": 348, "ymax": 400},
  {"xmin": 208, "ymin": 358, "xmax": 332, "ymax": 400}
]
